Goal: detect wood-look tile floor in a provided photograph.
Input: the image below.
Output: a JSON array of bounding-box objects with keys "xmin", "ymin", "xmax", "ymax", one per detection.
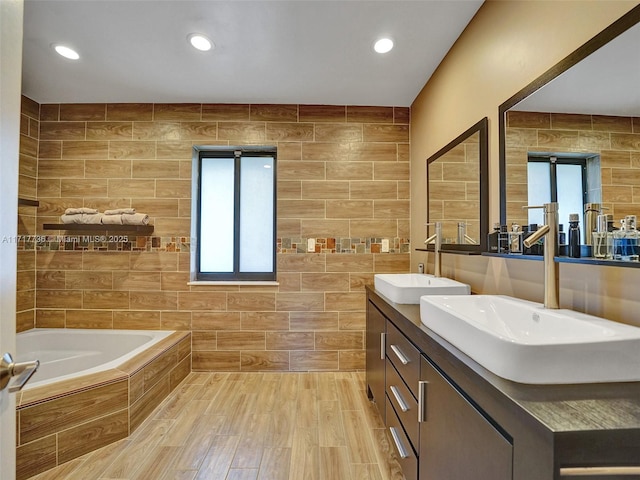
[{"xmin": 30, "ymin": 372, "xmax": 404, "ymax": 480}]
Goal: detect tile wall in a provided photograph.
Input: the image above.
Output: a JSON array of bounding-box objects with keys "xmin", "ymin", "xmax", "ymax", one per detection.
[
  {"xmin": 16, "ymin": 99, "xmax": 411, "ymax": 371},
  {"xmin": 17, "ymin": 96, "xmax": 39, "ymax": 331},
  {"xmin": 505, "ymin": 110, "xmax": 640, "ymax": 227}
]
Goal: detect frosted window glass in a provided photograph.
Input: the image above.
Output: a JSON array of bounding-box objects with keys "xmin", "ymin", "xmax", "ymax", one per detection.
[
  {"xmin": 200, "ymin": 158, "xmax": 234, "ymax": 272},
  {"xmin": 240, "ymin": 156, "xmax": 274, "ymax": 272},
  {"xmin": 527, "ymin": 162, "xmax": 551, "ymax": 226},
  {"xmin": 557, "ymin": 163, "xmax": 584, "ymax": 232}
]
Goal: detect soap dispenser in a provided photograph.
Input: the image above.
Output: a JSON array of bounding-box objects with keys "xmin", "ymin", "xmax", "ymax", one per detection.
[{"xmin": 614, "ymin": 215, "xmax": 639, "ymax": 261}]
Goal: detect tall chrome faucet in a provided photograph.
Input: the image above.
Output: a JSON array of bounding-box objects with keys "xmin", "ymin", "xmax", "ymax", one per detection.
[
  {"xmin": 522, "ymin": 202, "xmax": 559, "ymax": 309},
  {"xmin": 424, "ymin": 222, "xmax": 442, "ymax": 277}
]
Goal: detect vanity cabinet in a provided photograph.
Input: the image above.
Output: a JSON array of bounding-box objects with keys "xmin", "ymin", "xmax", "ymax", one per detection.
[
  {"xmin": 367, "ymin": 286, "xmax": 640, "ymax": 480},
  {"xmin": 419, "ymin": 355, "xmax": 513, "ymax": 480},
  {"xmin": 366, "ymin": 301, "xmax": 386, "ymax": 419}
]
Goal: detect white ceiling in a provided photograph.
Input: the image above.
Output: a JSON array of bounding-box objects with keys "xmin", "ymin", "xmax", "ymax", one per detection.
[
  {"xmin": 21, "ymin": 0, "xmax": 484, "ymax": 107},
  {"xmin": 514, "ymin": 20, "xmax": 640, "ymax": 117}
]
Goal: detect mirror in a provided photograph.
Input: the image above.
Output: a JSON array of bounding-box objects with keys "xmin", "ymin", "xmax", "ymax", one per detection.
[
  {"xmin": 427, "ymin": 117, "xmax": 489, "ymax": 253},
  {"xmin": 499, "ymin": 7, "xmax": 640, "ymax": 256}
]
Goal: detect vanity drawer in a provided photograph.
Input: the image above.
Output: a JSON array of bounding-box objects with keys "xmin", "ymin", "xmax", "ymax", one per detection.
[
  {"xmin": 386, "ymin": 320, "xmax": 420, "ymax": 398},
  {"xmin": 386, "ymin": 360, "xmax": 419, "ymax": 451},
  {"xmin": 386, "ymin": 395, "xmax": 418, "ymax": 480}
]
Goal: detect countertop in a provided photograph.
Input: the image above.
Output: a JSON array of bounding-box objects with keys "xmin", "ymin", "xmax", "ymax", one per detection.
[{"xmin": 367, "ymin": 285, "xmax": 640, "ymax": 469}]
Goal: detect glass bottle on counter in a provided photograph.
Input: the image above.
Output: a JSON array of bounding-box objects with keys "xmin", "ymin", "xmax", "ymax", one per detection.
[
  {"xmin": 614, "ymin": 215, "xmax": 639, "ymax": 261},
  {"xmin": 593, "ymin": 213, "xmax": 613, "ymax": 259}
]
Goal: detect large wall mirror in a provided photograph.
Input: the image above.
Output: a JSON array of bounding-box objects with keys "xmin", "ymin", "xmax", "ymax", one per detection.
[
  {"xmin": 499, "ymin": 6, "xmax": 640, "ymax": 260},
  {"xmin": 427, "ymin": 117, "xmax": 489, "ymax": 253}
]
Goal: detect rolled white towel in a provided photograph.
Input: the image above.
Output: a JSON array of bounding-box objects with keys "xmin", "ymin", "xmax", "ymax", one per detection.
[
  {"xmin": 82, "ymin": 213, "xmax": 103, "ymax": 224},
  {"xmin": 61, "ymin": 214, "xmax": 82, "ymax": 224},
  {"xmin": 60, "ymin": 213, "xmax": 103, "ymax": 224},
  {"xmin": 121, "ymin": 213, "xmax": 150, "ymax": 225},
  {"xmin": 101, "ymin": 214, "xmax": 123, "ymax": 225},
  {"xmin": 65, "ymin": 207, "xmax": 98, "ymax": 215},
  {"xmin": 104, "ymin": 208, "xmax": 136, "ymax": 215}
]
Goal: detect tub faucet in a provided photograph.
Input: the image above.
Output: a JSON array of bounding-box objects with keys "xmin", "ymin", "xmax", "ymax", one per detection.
[
  {"xmin": 522, "ymin": 202, "xmax": 559, "ymax": 309},
  {"xmin": 424, "ymin": 222, "xmax": 442, "ymax": 277}
]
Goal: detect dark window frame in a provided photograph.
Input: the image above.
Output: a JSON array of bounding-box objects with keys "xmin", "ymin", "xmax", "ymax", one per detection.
[
  {"xmin": 527, "ymin": 155, "xmax": 588, "ymax": 205},
  {"xmin": 193, "ymin": 145, "xmax": 277, "ymax": 282}
]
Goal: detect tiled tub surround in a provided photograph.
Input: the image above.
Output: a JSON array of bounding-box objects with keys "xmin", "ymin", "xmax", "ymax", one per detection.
[
  {"xmin": 16, "ymin": 100, "xmax": 411, "ymax": 372},
  {"xmin": 15, "ymin": 331, "xmax": 191, "ymax": 480}
]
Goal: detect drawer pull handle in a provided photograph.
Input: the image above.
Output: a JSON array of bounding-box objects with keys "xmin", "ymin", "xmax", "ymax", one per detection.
[
  {"xmin": 389, "ymin": 427, "xmax": 410, "ymax": 459},
  {"xmin": 390, "ymin": 385, "xmax": 409, "ymax": 412},
  {"xmin": 418, "ymin": 380, "xmax": 428, "ymax": 422},
  {"xmin": 380, "ymin": 332, "xmax": 386, "ymax": 360},
  {"xmin": 390, "ymin": 344, "xmax": 409, "ymax": 365}
]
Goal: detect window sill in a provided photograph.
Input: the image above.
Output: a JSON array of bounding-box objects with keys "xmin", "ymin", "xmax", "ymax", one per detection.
[{"xmin": 188, "ymin": 281, "xmax": 280, "ymax": 286}]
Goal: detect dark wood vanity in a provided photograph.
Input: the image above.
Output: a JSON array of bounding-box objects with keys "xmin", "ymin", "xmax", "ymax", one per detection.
[{"xmin": 366, "ymin": 286, "xmax": 640, "ymax": 480}]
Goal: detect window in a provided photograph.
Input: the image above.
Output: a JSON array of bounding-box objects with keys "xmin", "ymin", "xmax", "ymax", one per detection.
[
  {"xmin": 527, "ymin": 155, "xmax": 591, "ymax": 230},
  {"xmin": 192, "ymin": 146, "xmax": 277, "ymax": 282}
]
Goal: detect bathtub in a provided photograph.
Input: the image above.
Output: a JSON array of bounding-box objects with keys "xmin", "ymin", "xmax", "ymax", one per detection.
[
  {"xmin": 16, "ymin": 328, "xmax": 174, "ymax": 389},
  {"xmin": 16, "ymin": 328, "xmax": 191, "ymax": 480}
]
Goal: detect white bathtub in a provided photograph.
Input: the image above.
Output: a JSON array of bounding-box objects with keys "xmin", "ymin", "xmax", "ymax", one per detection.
[{"xmin": 16, "ymin": 328, "xmax": 174, "ymax": 389}]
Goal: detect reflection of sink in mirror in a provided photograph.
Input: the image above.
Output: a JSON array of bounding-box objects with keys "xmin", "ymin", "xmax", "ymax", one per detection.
[
  {"xmin": 374, "ymin": 273, "xmax": 470, "ymax": 304},
  {"xmin": 419, "ymin": 294, "xmax": 640, "ymax": 384}
]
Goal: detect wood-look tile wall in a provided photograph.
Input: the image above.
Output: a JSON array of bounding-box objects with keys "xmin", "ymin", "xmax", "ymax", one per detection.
[
  {"xmin": 506, "ymin": 111, "xmax": 640, "ymax": 227},
  {"xmin": 428, "ymin": 130, "xmax": 480, "ymax": 241},
  {"xmin": 16, "ymin": 96, "xmax": 40, "ymax": 332},
  {"xmin": 17, "ymin": 99, "xmax": 411, "ymax": 371}
]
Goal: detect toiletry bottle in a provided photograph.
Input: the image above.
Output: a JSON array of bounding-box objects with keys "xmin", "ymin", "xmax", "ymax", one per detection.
[
  {"xmin": 568, "ymin": 213, "xmax": 581, "ymax": 258},
  {"xmin": 508, "ymin": 223, "xmax": 523, "ymax": 254},
  {"xmin": 558, "ymin": 224, "xmax": 567, "ymax": 256},
  {"xmin": 627, "ymin": 215, "xmax": 639, "ymax": 261},
  {"xmin": 488, "ymin": 223, "xmax": 500, "ymax": 253},
  {"xmin": 583, "ymin": 203, "xmax": 600, "ymax": 246},
  {"xmin": 593, "ymin": 213, "xmax": 613, "ymax": 259},
  {"xmin": 614, "ymin": 216, "xmax": 639, "ymax": 261},
  {"xmin": 498, "ymin": 224, "xmax": 509, "ymax": 253}
]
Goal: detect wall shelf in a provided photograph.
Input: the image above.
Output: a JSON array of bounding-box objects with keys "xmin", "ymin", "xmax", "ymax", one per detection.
[
  {"xmin": 18, "ymin": 198, "xmax": 39, "ymax": 207},
  {"xmin": 42, "ymin": 224, "xmax": 154, "ymax": 234}
]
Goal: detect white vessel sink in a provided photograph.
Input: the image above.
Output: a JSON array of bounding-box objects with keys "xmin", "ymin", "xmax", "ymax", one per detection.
[
  {"xmin": 374, "ymin": 273, "xmax": 470, "ymax": 304},
  {"xmin": 419, "ymin": 295, "xmax": 640, "ymax": 384}
]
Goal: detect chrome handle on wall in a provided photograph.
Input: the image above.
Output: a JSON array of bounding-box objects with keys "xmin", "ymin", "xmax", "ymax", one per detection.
[
  {"xmin": 1, "ymin": 353, "xmax": 40, "ymax": 393},
  {"xmin": 389, "ymin": 385, "xmax": 409, "ymax": 412},
  {"xmin": 390, "ymin": 344, "xmax": 409, "ymax": 365},
  {"xmin": 389, "ymin": 427, "xmax": 410, "ymax": 459},
  {"xmin": 418, "ymin": 380, "xmax": 428, "ymax": 422},
  {"xmin": 380, "ymin": 332, "xmax": 386, "ymax": 360}
]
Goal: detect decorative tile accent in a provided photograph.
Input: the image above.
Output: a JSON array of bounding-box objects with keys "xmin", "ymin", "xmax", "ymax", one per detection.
[
  {"xmin": 16, "ymin": 235, "xmax": 410, "ymax": 254},
  {"xmin": 277, "ymin": 237, "xmax": 410, "ymax": 254}
]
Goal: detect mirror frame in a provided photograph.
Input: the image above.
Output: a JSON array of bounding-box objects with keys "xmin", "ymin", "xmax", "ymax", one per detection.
[
  {"xmin": 427, "ymin": 116, "xmax": 489, "ymax": 253},
  {"xmin": 499, "ymin": 5, "xmax": 640, "ymax": 226}
]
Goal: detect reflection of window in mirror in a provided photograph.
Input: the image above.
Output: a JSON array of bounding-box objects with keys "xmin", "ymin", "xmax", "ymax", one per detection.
[{"xmin": 526, "ymin": 154, "xmax": 600, "ymax": 231}]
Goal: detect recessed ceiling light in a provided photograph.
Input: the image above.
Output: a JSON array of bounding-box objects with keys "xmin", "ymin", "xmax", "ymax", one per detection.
[
  {"xmin": 373, "ymin": 38, "xmax": 394, "ymax": 54},
  {"xmin": 53, "ymin": 44, "xmax": 80, "ymax": 60},
  {"xmin": 188, "ymin": 33, "xmax": 213, "ymax": 52}
]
